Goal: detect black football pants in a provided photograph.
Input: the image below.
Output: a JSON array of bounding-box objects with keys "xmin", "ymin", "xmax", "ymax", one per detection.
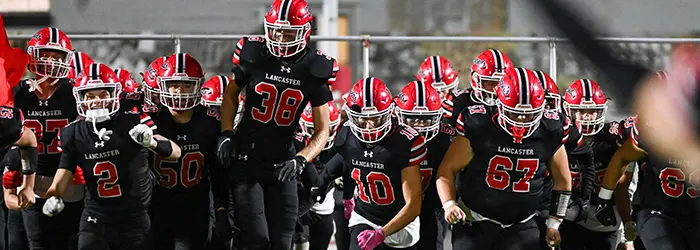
[
  {"xmin": 332, "ymin": 189, "xmax": 350, "ymax": 250},
  {"xmin": 78, "ymin": 210, "xmax": 151, "ymax": 250},
  {"xmin": 7, "ymin": 210, "xmax": 27, "ymax": 250},
  {"xmin": 150, "ymin": 206, "xmax": 209, "ymax": 250},
  {"xmin": 22, "ymin": 199, "xmax": 82, "ymax": 250},
  {"xmin": 452, "ymin": 218, "xmax": 540, "ymax": 250},
  {"xmin": 293, "ymin": 211, "xmax": 333, "ymax": 250},
  {"xmin": 230, "ymin": 162, "xmax": 298, "ymax": 250},
  {"xmin": 636, "ymin": 208, "xmax": 700, "ymax": 250},
  {"xmin": 417, "ymin": 205, "xmax": 440, "ymax": 250},
  {"xmin": 559, "ymin": 221, "xmax": 617, "ymax": 250}
]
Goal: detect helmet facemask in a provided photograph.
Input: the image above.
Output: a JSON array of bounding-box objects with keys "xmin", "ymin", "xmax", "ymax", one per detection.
[
  {"xmin": 30, "ymin": 47, "xmax": 73, "ymax": 79},
  {"xmin": 75, "ymin": 85, "xmax": 121, "ymax": 123},
  {"xmin": 397, "ymin": 107, "xmax": 442, "ymax": 141},
  {"xmin": 544, "ymin": 93, "xmax": 562, "ymax": 113},
  {"xmin": 264, "ymin": 21, "xmax": 311, "ymax": 58},
  {"xmin": 158, "ymin": 77, "xmax": 202, "ymax": 111},
  {"xmin": 345, "ymin": 104, "xmax": 394, "ymax": 144},
  {"xmin": 566, "ymin": 102, "xmax": 607, "ymax": 136},
  {"xmin": 472, "ymin": 72, "xmax": 504, "ymax": 106},
  {"xmin": 497, "ymin": 102, "xmax": 544, "ymax": 143}
]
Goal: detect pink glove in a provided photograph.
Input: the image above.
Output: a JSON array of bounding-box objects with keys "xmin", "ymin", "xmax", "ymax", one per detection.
[
  {"xmin": 357, "ymin": 228, "xmax": 385, "ymax": 250},
  {"xmin": 343, "ymin": 199, "xmax": 355, "ymax": 220}
]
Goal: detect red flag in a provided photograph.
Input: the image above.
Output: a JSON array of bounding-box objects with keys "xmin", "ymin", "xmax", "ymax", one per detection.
[{"xmin": 0, "ymin": 14, "xmax": 30, "ymax": 107}]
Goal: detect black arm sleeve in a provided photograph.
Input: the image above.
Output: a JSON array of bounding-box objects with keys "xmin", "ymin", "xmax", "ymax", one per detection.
[
  {"xmin": 342, "ymin": 163, "xmax": 355, "ymax": 200},
  {"xmin": 308, "ymin": 83, "xmax": 333, "ymax": 107},
  {"xmin": 57, "ymin": 128, "xmax": 78, "ymax": 174},
  {"xmin": 316, "ymin": 153, "xmax": 344, "ymax": 194},
  {"xmin": 531, "ymin": 0, "xmax": 650, "ymax": 109}
]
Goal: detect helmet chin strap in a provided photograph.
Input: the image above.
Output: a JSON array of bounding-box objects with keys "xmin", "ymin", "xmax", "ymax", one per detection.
[
  {"xmin": 27, "ymin": 75, "xmax": 59, "ymax": 94},
  {"xmin": 85, "ymin": 109, "xmax": 113, "ymax": 141}
]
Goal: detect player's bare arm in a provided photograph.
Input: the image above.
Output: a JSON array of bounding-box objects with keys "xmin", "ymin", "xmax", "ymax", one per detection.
[
  {"xmin": 150, "ymin": 134, "xmax": 181, "ymax": 160},
  {"xmin": 297, "ymin": 104, "xmax": 330, "ymax": 161},
  {"xmin": 45, "ymin": 168, "xmax": 74, "ymax": 199},
  {"xmin": 220, "ymin": 79, "xmax": 241, "ymax": 132},
  {"xmin": 436, "ymin": 135, "xmax": 474, "ymax": 205},
  {"xmin": 380, "ymin": 164, "xmax": 422, "ymax": 236},
  {"xmin": 601, "ymin": 139, "xmax": 646, "ymax": 191},
  {"xmin": 545, "ymin": 145, "xmax": 572, "ymax": 246},
  {"xmin": 614, "ymin": 165, "xmax": 635, "ymax": 225}
]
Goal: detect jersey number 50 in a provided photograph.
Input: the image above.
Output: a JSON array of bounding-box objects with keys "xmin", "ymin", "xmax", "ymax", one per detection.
[
  {"xmin": 252, "ymin": 82, "xmax": 305, "ymax": 126},
  {"xmin": 351, "ymin": 168, "xmax": 395, "ymax": 205},
  {"xmin": 153, "ymin": 152, "xmax": 204, "ymax": 188},
  {"xmin": 486, "ymin": 155, "xmax": 539, "ymax": 193}
]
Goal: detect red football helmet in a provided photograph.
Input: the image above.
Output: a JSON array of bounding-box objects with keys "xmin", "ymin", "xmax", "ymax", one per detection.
[
  {"xmin": 394, "ymin": 81, "xmax": 443, "ymax": 141},
  {"xmin": 496, "ymin": 68, "xmax": 546, "ymax": 143},
  {"xmin": 415, "ymin": 56, "xmax": 459, "ymax": 101},
  {"xmin": 27, "ymin": 27, "xmax": 73, "ymax": 79},
  {"xmin": 113, "ymin": 68, "xmax": 139, "ymax": 94},
  {"xmin": 201, "ymin": 75, "xmax": 230, "ymax": 107},
  {"xmin": 299, "ymin": 101, "xmax": 341, "ymax": 150},
  {"xmin": 264, "ymin": 0, "xmax": 314, "ymax": 58},
  {"xmin": 67, "ymin": 51, "xmax": 95, "ymax": 80},
  {"xmin": 344, "ymin": 77, "xmax": 394, "ymax": 143},
  {"xmin": 157, "ymin": 53, "xmax": 205, "ymax": 110},
  {"xmin": 142, "ymin": 56, "xmax": 167, "ymax": 106},
  {"xmin": 73, "ymin": 63, "xmax": 122, "ymax": 120},
  {"xmin": 533, "ymin": 70, "xmax": 561, "ymax": 113},
  {"xmin": 563, "ymin": 79, "xmax": 608, "ymax": 136},
  {"xmin": 471, "ymin": 49, "xmax": 514, "ymax": 106}
]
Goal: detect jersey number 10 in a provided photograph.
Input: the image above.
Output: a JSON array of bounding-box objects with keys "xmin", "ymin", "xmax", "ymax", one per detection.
[
  {"xmin": 351, "ymin": 168, "xmax": 395, "ymax": 205},
  {"xmin": 252, "ymin": 82, "xmax": 305, "ymax": 126}
]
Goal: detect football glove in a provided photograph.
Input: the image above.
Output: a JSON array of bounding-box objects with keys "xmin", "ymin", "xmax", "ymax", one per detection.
[
  {"xmin": 216, "ymin": 130, "xmax": 235, "ymax": 168},
  {"xmin": 128, "ymin": 124, "xmax": 155, "ymax": 148},
  {"xmin": 274, "ymin": 155, "xmax": 307, "ymax": 182},
  {"xmin": 567, "ymin": 197, "xmax": 590, "ymax": 222},
  {"xmin": 594, "ymin": 188, "xmax": 617, "ymax": 226},
  {"xmin": 357, "ymin": 228, "xmax": 385, "ymax": 250},
  {"xmin": 42, "ymin": 196, "xmax": 64, "ymax": 217},
  {"xmin": 344, "ymin": 199, "xmax": 355, "ymax": 220}
]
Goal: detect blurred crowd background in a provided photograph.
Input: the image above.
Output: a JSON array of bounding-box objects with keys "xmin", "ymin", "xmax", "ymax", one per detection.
[{"xmin": 3, "ymin": 0, "xmax": 700, "ymax": 121}]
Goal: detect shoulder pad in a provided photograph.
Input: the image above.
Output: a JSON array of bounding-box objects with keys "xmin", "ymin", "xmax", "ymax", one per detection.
[
  {"xmin": 309, "ymin": 49, "xmax": 338, "ymax": 81},
  {"xmin": 541, "ymin": 111, "xmax": 565, "ymax": 131},
  {"xmin": 456, "ymin": 106, "xmax": 491, "ymax": 137},
  {"xmin": 334, "ymin": 121, "xmax": 352, "ymax": 147},
  {"xmin": 234, "ymin": 36, "xmax": 266, "ymax": 66}
]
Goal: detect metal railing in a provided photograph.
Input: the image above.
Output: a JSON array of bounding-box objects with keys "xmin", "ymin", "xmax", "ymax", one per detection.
[{"xmin": 9, "ymin": 34, "xmax": 700, "ymax": 82}]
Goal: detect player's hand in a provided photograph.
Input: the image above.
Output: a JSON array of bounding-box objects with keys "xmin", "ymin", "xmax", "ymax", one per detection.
[
  {"xmin": 568, "ymin": 197, "xmax": 590, "ymax": 222},
  {"xmin": 18, "ymin": 186, "xmax": 35, "ymax": 208},
  {"xmin": 2, "ymin": 170, "xmax": 23, "ymax": 189},
  {"xmin": 546, "ymin": 227, "xmax": 561, "ymax": 247},
  {"xmin": 214, "ymin": 207, "xmax": 233, "ymax": 242},
  {"xmin": 334, "ymin": 177, "xmax": 344, "ymax": 189},
  {"xmin": 357, "ymin": 228, "xmax": 385, "ymax": 250},
  {"xmin": 623, "ymin": 221, "xmax": 637, "ymax": 242},
  {"xmin": 216, "ymin": 130, "xmax": 235, "ymax": 168},
  {"xmin": 443, "ymin": 203, "xmax": 467, "ymax": 225},
  {"xmin": 128, "ymin": 124, "xmax": 155, "ymax": 148},
  {"xmin": 42, "ymin": 196, "xmax": 64, "ymax": 217},
  {"xmin": 343, "ymin": 199, "xmax": 355, "ymax": 220},
  {"xmin": 594, "ymin": 196, "xmax": 617, "ymax": 226},
  {"xmin": 274, "ymin": 155, "xmax": 306, "ymax": 182}
]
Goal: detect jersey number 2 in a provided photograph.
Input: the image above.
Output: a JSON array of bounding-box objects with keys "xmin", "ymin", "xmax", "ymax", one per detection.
[
  {"xmin": 252, "ymin": 82, "xmax": 304, "ymax": 126},
  {"xmin": 351, "ymin": 168, "xmax": 395, "ymax": 205},
  {"xmin": 24, "ymin": 119, "xmax": 69, "ymax": 154},
  {"xmin": 153, "ymin": 152, "xmax": 204, "ymax": 188},
  {"xmin": 94, "ymin": 161, "xmax": 122, "ymax": 198},
  {"xmin": 486, "ymin": 155, "xmax": 539, "ymax": 192}
]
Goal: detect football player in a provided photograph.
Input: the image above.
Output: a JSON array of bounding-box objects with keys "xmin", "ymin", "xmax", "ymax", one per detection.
[
  {"xmin": 216, "ymin": 0, "xmax": 339, "ymax": 248},
  {"xmin": 437, "ymin": 49, "xmax": 514, "ymax": 127},
  {"xmin": 201, "ymin": 75, "xmax": 230, "ymax": 108},
  {"xmin": 293, "ymin": 101, "xmax": 342, "ymax": 250},
  {"xmin": 42, "ymin": 63, "xmax": 181, "ymax": 249},
  {"xmin": 13, "ymin": 27, "xmax": 87, "ymax": 250},
  {"xmin": 114, "ymin": 68, "xmax": 140, "ymax": 94},
  {"xmin": 556, "ymin": 79, "xmax": 629, "ymax": 250},
  {"xmin": 437, "ymin": 67, "xmax": 573, "ymax": 249},
  {"xmin": 147, "ymin": 53, "xmax": 230, "ymax": 250},
  {"xmin": 393, "ymin": 80, "xmax": 452, "ymax": 250},
  {"xmin": 336, "ymin": 77, "xmax": 424, "ymax": 250},
  {"xmin": 595, "ymin": 117, "xmax": 700, "ymax": 249}
]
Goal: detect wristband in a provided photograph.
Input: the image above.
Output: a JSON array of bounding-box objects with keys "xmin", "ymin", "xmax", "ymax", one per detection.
[
  {"xmin": 151, "ymin": 139, "xmax": 173, "ymax": 157},
  {"xmin": 546, "ymin": 217, "xmax": 562, "ymax": 230},
  {"xmin": 220, "ymin": 130, "xmax": 235, "ymax": 138},
  {"xmin": 598, "ymin": 187, "xmax": 614, "ymax": 200},
  {"xmin": 442, "ymin": 200, "xmax": 457, "ymax": 210},
  {"xmin": 19, "ymin": 146, "xmax": 38, "ymax": 175},
  {"xmin": 550, "ymin": 190, "xmax": 572, "ymax": 218}
]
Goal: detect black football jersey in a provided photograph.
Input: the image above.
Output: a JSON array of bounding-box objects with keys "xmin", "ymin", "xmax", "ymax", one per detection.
[
  {"xmin": 231, "ymin": 37, "xmax": 337, "ymax": 161},
  {"xmin": 14, "ymin": 80, "xmax": 78, "ymax": 177},
  {"xmin": 421, "ymin": 123, "xmax": 456, "ymax": 209},
  {"xmin": 147, "ymin": 106, "xmax": 220, "ymax": 211},
  {"xmin": 57, "ymin": 111, "xmax": 157, "ymax": 217},
  {"xmin": 0, "ymin": 106, "xmax": 24, "ymax": 160},
  {"xmin": 442, "ymin": 89, "xmax": 496, "ymax": 126},
  {"xmin": 335, "ymin": 119, "xmax": 427, "ymax": 226},
  {"xmin": 631, "ymin": 121, "xmax": 700, "ymax": 216},
  {"xmin": 456, "ymin": 105, "xmax": 569, "ymax": 224}
]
